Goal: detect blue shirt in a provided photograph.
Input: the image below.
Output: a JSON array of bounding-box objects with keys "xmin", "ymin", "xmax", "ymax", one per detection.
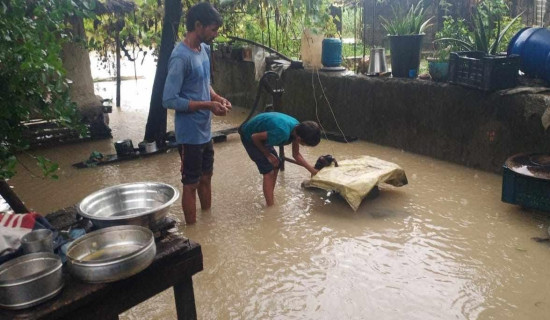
[
  {"xmin": 241, "ymin": 112, "xmax": 299, "ymax": 146},
  {"xmin": 162, "ymin": 42, "xmax": 212, "ymax": 144}
]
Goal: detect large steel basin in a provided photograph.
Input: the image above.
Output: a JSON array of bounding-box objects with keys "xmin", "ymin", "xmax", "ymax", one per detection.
[
  {"xmin": 77, "ymin": 182, "xmax": 179, "ymax": 229},
  {"xmin": 66, "ymin": 225, "xmax": 156, "ymax": 283}
]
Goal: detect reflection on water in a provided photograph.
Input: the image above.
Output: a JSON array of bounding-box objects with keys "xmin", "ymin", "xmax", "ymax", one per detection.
[{"xmin": 8, "ymin": 77, "xmax": 550, "ymax": 320}]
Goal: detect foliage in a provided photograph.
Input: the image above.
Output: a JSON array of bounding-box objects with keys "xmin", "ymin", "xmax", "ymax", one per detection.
[
  {"xmin": 434, "ymin": 0, "xmax": 524, "ymax": 55},
  {"xmin": 85, "ymin": 0, "xmax": 163, "ymax": 76},
  {"xmin": 379, "ymin": 0, "xmax": 434, "ymax": 36},
  {"xmin": 431, "ymin": 17, "xmax": 469, "ymax": 61},
  {"xmin": 218, "ymin": 0, "xmax": 339, "ymax": 58},
  {"xmin": 0, "ymin": 0, "xmax": 93, "ymax": 179}
]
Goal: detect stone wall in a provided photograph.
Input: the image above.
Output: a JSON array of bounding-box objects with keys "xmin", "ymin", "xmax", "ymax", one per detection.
[{"xmin": 212, "ymin": 57, "xmax": 550, "ymax": 173}]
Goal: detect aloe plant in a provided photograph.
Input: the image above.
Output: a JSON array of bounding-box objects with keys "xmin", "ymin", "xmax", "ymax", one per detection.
[
  {"xmin": 380, "ymin": 0, "xmax": 434, "ymax": 36},
  {"xmin": 435, "ymin": 2, "xmax": 523, "ymax": 55}
]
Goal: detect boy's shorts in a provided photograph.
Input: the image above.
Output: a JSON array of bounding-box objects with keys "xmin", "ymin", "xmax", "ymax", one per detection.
[
  {"xmin": 178, "ymin": 141, "xmax": 214, "ymax": 185},
  {"xmin": 240, "ymin": 135, "xmax": 278, "ymax": 174}
]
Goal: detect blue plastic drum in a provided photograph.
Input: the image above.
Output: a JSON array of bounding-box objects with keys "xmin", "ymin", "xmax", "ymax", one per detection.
[
  {"xmin": 321, "ymin": 38, "xmax": 343, "ymax": 68},
  {"xmin": 507, "ymin": 27, "xmax": 550, "ymax": 82}
]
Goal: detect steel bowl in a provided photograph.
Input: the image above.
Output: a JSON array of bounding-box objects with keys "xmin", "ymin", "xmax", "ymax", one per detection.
[
  {"xmin": 0, "ymin": 252, "xmax": 63, "ymax": 310},
  {"xmin": 77, "ymin": 182, "xmax": 179, "ymax": 229},
  {"xmin": 66, "ymin": 225, "xmax": 156, "ymax": 283}
]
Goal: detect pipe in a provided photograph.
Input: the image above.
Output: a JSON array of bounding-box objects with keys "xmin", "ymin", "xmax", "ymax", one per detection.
[{"xmin": 227, "ymin": 36, "xmax": 293, "ymax": 62}]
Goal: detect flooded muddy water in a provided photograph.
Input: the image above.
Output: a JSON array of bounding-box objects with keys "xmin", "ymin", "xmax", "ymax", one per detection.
[{"xmin": 8, "ymin": 77, "xmax": 550, "ymax": 320}]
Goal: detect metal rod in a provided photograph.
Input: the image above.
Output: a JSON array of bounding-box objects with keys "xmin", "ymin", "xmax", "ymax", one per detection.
[{"xmin": 283, "ymin": 157, "xmax": 299, "ymax": 165}]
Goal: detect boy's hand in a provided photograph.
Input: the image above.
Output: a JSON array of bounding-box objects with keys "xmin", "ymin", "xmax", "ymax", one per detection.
[{"xmin": 267, "ymin": 154, "xmax": 280, "ymax": 168}]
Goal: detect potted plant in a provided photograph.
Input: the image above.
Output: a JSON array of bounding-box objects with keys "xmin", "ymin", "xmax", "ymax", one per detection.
[
  {"xmin": 427, "ymin": 45, "xmax": 451, "ymax": 82},
  {"xmin": 380, "ymin": 0, "xmax": 434, "ymax": 78},
  {"xmin": 433, "ymin": 0, "xmax": 524, "ymax": 90},
  {"xmin": 427, "ymin": 16, "xmax": 469, "ymax": 82},
  {"xmin": 434, "ymin": 2, "xmax": 523, "ymax": 55}
]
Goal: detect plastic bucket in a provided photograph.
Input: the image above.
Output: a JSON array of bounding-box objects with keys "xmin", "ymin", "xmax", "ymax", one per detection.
[
  {"xmin": 507, "ymin": 27, "xmax": 550, "ymax": 82},
  {"xmin": 321, "ymin": 38, "xmax": 343, "ymax": 67}
]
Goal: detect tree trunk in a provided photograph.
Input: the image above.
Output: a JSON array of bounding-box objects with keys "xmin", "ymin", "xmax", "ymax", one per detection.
[
  {"xmin": 0, "ymin": 180, "xmax": 29, "ymax": 213},
  {"xmin": 144, "ymin": 0, "xmax": 183, "ymax": 144},
  {"xmin": 116, "ymin": 29, "xmax": 121, "ymax": 107}
]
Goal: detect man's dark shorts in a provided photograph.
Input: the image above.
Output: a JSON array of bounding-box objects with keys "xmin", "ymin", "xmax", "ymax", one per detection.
[
  {"xmin": 240, "ymin": 135, "xmax": 277, "ymax": 174},
  {"xmin": 178, "ymin": 141, "xmax": 214, "ymax": 185}
]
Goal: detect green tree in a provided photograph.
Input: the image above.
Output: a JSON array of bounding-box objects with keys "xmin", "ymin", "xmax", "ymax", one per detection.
[{"xmin": 0, "ymin": 0, "xmax": 95, "ymax": 181}]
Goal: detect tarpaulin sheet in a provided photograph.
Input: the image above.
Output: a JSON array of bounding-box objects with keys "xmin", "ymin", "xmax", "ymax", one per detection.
[{"xmin": 303, "ymin": 156, "xmax": 408, "ymax": 211}]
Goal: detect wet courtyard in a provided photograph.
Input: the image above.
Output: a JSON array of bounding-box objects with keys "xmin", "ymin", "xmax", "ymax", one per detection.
[{"xmin": 7, "ymin": 75, "xmax": 550, "ymax": 319}]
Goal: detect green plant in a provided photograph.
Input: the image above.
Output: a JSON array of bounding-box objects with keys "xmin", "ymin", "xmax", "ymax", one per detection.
[
  {"xmin": 434, "ymin": 0, "xmax": 523, "ymax": 55},
  {"xmin": 431, "ymin": 17, "xmax": 469, "ymax": 61},
  {"xmin": 0, "ymin": 0, "xmax": 92, "ymax": 179},
  {"xmin": 379, "ymin": 0, "xmax": 434, "ymax": 36}
]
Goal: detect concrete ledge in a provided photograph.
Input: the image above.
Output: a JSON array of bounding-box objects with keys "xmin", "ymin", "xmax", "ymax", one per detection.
[{"xmin": 212, "ymin": 57, "xmax": 550, "ymax": 173}]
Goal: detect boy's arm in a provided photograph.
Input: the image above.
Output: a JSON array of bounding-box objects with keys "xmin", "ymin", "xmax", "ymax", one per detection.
[
  {"xmin": 292, "ymin": 140, "xmax": 318, "ymax": 176},
  {"xmin": 251, "ymin": 132, "xmax": 280, "ymax": 168}
]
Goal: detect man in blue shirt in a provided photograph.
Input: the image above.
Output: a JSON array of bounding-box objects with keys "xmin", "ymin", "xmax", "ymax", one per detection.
[
  {"xmin": 240, "ymin": 112, "xmax": 321, "ymax": 206},
  {"xmin": 163, "ymin": 2, "xmax": 231, "ymax": 224}
]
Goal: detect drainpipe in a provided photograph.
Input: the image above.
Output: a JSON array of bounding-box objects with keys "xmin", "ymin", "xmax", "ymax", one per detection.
[{"xmin": 536, "ymin": 0, "xmax": 547, "ymax": 27}]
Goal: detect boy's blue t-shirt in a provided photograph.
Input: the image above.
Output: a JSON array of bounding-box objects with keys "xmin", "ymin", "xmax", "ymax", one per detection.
[
  {"xmin": 241, "ymin": 112, "xmax": 299, "ymax": 146},
  {"xmin": 162, "ymin": 42, "xmax": 212, "ymax": 144}
]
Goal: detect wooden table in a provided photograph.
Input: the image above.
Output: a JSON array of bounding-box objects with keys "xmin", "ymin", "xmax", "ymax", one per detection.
[{"xmin": 0, "ymin": 209, "xmax": 203, "ymax": 320}]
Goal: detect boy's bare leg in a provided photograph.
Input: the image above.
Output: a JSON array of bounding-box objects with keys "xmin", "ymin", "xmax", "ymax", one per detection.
[
  {"xmin": 182, "ymin": 183, "xmax": 198, "ymax": 224},
  {"xmin": 262, "ymin": 168, "xmax": 279, "ymax": 206},
  {"xmin": 198, "ymin": 173, "xmax": 212, "ymax": 210}
]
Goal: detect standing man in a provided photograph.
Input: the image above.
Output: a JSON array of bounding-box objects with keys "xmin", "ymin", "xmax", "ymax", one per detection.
[
  {"xmin": 240, "ymin": 112, "xmax": 321, "ymax": 206},
  {"xmin": 163, "ymin": 2, "xmax": 231, "ymax": 224}
]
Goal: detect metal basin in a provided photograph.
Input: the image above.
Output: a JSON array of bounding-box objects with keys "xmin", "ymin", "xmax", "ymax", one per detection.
[
  {"xmin": 0, "ymin": 252, "xmax": 63, "ymax": 310},
  {"xmin": 77, "ymin": 182, "xmax": 179, "ymax": 229},
  {"xmin": 66, "ymin": 225, "xmax": 156, "ymax": 283}
]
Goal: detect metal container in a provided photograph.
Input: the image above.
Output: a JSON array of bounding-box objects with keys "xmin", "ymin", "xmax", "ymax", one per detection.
[
  {"xmin": 114, "ymin": 139, "xmax": 135, "ymax": 156},
  {"xmin": 77, "ymin": 182, "xmax": 179, "ymax": 229},
  {"xmin": 66, "ymin": 225, "xmax": 156, "ymax": 283},
  {"xmin": 0, "ymin": 252, "xmax": 63, "ymax": 310},
  {"xmin": 21, "ymin": 229, "xmax": 54, "ymax": 254},
  {"xmin": 368, "ymin": 47, "xmax": 388, "ymax": 75},
  {"xmin": 144, "ymin": 141, "xmax": 158, "ymax": 153}
]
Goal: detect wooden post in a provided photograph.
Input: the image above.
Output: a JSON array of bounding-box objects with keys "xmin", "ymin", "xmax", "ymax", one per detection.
[
  {"xmin": 174, "ymin": 278, "xmax": 197, "ymax": 320},
  {"xmin": 0, "ymin": 179, "xmax": 29, "ymax": 213}
]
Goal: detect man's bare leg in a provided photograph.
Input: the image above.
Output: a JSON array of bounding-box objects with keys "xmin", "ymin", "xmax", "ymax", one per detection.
[
  {"xmin": 198, "ymin": 173, "xmax": 212, "ymax": 210},
  {"xmin": 182, "ymin": 183, "xmax": 198, "ymax": 224}
]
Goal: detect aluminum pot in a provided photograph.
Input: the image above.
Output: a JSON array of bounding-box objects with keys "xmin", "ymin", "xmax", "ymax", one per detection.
[
  {"xmin": 77, "ymin": 182, "xmax": 179, "ymax": 229},
  {"xmin": 0, "ymin": 252, "xmax": 63, "ymax": 310},
  {"xmin": 20, "ymin": 229, "xmax": 54, "ymax": 254},
  {"xmin": 66, "ymin": 225, "xmax": 156, "ymax": 283}
]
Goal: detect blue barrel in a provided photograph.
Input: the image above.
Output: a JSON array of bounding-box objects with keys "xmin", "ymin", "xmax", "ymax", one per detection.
[
  {"xmin": 321, "ymin": 38, "xmax": 342, "ymax": 67},
  {"xmin": 507, "ymin": 27, "xmax": 550, "ymax": 82}
]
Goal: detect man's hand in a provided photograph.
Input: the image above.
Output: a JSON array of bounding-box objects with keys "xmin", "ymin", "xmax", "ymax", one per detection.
[
  {"xmin": 219, "ymin": 97, "xmax": 232, "ymax": 111},
  {"xmin": 210, "ymin": 101, "xmax": 229, "ymax": 116},
  {"xmin": 213, "ymin": 95, "xmax": 232, "ymax": 112}
]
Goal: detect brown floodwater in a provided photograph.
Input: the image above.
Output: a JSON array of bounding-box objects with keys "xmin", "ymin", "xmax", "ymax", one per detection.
[{"xmin": 8, "ymin": 78, "xmax": 550, "ymax": 320}]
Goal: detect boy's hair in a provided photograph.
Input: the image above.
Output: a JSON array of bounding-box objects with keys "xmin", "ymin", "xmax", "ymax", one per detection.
[
  {"xmin": 185, "ymin": 2, "xmax": 223, "ymax": 32},
  {"xmin": 296, "ymin": 121, "xmax": 321, "ymax": 146}
]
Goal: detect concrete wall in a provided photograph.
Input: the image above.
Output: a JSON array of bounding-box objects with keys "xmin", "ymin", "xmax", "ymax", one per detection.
[{"xmin": 212, "ymin": 57, "xmax": 550, "ymax": 173}]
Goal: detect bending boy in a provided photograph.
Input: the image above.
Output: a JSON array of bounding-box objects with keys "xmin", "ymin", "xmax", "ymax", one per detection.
[{"xmin": 240, "ymin": 112, "xmax": 321, "ymax": 206}]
